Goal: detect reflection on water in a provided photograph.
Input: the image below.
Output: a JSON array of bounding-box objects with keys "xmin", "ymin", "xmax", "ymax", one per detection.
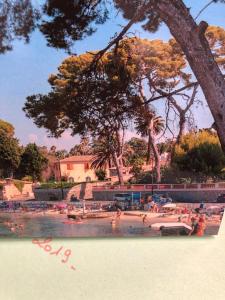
[
  {"xmin": 0, "ymin": 214, "xmax": 158, "ymax": 237},
  {"xmin": 0, "ymin": 212, "xmax": 221, "ymax": 237}
]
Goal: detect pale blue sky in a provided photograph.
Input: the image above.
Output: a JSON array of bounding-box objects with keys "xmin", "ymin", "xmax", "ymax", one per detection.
[{"xmin": 0, "ymin": 0, "xmax": 225, "ymax": 150}]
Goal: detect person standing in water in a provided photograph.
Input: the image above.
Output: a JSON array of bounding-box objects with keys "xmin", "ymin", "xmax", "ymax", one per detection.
[
  {"xmin": 116, "ymin": 208, "xmax": 122, "ymax": 219},
  {"xmin": 189, "ymin": 216, "xmax": 199, "ymax": 236},
  {"xmin": 196, "ymin": 215, "xmax": 206, "ymax": 237},
  {"xmin": 142, "ymin": 214, "xmax": 148, "ymax": 225}
]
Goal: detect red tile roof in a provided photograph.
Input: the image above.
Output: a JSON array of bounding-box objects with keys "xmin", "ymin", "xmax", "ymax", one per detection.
[{"xmin": 59, "ymin": 155, "xmax": 94, "ymax": 163}]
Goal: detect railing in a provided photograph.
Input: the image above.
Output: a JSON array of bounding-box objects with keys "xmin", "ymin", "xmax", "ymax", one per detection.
[{"xmin": 92, "ymin": 182, "xmax": 225, "ymax": 191}]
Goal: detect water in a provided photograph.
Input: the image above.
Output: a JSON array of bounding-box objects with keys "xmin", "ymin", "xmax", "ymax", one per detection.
[
  {"xmin": 0, "ymin": 211, "xmax": 221, "ymax": 237},
  {"xmin": 0, "ymin": 213, "xmax": 159, "ymax": 237}
]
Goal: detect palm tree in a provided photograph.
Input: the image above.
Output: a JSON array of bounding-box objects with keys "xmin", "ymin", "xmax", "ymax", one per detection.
[
  {"xmin": 91, "ymin": 135, "xmax": 124, "ymax": 184},
  {"xmin": 135, "ymin": 109, "xmax": 164, "ymax": 183}
]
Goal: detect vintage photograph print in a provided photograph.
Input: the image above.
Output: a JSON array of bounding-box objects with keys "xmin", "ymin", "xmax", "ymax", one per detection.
[{"xmin": 0, "ymin": 0, "xmax": 225, "ymax": 237}]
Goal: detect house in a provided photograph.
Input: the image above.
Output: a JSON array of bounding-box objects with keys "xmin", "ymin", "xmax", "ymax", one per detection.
[
  {"xmin": 54, "ymin": 155, "xmax": 109, "ymax": 183},
  {"xmin": 108, "ymin": 166, "xmax": 132, "ymax": 183},
  {"xmin": 53, "ymin": 152, "xmax": 171, "ymax": 184}
]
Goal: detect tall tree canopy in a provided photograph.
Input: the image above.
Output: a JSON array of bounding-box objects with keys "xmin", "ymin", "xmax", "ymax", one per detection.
[
  {"xmin": 36, "ymin": 0, "xmax": 225, "ymax": 152},
  {"xmin": 0, "ymin": 119, "xmax": 15, "ymax": 137},
  {"xmin": 18, "ymin": 143, "xmax": 48, "ymax": 181},
  {"xmin": 40, "ymin": 0, "xmax": 108, "ymax": 51},
  {"xmin": 0, "ymin": 120, "xmax": 21, "ymax": 177},
  {"xmin": 24, "ymin": 49, "xmax": 138, "ymax": 184},
  {"xmin": 173, "ymin": 129, "xmax": 225, "ymax": 179},
  {"xmin": 2, "ymin": 2, "xmax": 225, "ymax": 148},
  {"xmin": 23, "ymin": 36, "xmax": 191, "ymax": 182},
  {"xmin": 0, "ymin": 0, "xmax": 39, "ymax": 54}
]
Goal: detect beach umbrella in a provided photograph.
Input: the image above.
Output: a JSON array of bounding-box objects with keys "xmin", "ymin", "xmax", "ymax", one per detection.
[{"xmin": 56, "ymin": 203, "xmax": 67, "ymax": 209}]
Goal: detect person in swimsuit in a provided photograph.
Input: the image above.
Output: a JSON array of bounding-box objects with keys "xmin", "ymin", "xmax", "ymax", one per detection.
[
  {"xmin": 142, "ymin": 214, "xmax": 148, "ymax": 224},
  {"xmin": 189, "ymin": 217, "xmax": 199, "ymax": 236},
  {"xmin": 196, "ymin": 215, "xmax": 206, "ymax": 237}
]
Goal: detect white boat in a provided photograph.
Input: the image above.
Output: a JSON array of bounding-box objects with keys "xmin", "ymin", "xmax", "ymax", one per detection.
[{"xmin": 151, "ymin": 222, "xmax": 192, "ymax": 231}]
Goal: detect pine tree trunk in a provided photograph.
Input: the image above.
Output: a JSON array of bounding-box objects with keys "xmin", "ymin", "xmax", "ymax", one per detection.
[
  {"xmin": 156, "ymin": 0, "xmax": 225, "ymax": 152},
  {"xmin": 171, "ymin": 113, "xmax": 186, "ymax": 161},
  {"xmin": 112, "ymin": 151, "xmax": 124, "ymax": 185},
  {"xmin": 115, "ymin": 129, "xmax": 124, "ymax": 167},
  {"xmin": 146, "ymin": 134, "xmax": 151, "ymax": 164},
  {"xmin": 177, "ymin": 113, "xmax": 185, "ymax": 145},
  {"xmin": 148, "ymin": 130, "xmax": 161, "ymax": 183}
]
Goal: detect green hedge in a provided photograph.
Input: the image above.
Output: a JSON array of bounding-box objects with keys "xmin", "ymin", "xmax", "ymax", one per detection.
[
  {"xmin": 36, "ymin": 180, "xmax": 100, "ymax": 189},
  {"xmin": 36, "ymin": 182, "xmax": 79, "ymax": 189}
]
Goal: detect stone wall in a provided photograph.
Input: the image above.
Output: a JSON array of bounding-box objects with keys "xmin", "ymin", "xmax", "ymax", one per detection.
[
  {"xmin": 66, "ymin": 183, "xmax": 93, "ymax": 201},
  {"xmin": 34, "ymin": 182, "xmax": 94, "ymax": 201},
  {"xmin": 33, "ymin": 188, "xmax": 70, "ymax": 201},
  {"xmin": 93, "ymin": 189, "xmax": 225, "ymax": 203},
  {"xmin": 0, "ymin": 181, "xmax": 34, "ymax": 201}
]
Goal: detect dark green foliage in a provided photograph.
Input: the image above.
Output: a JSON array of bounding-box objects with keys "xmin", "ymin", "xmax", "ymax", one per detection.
[
  {"xmin": 55, "ymin": 150, "xmax": 68, "ymax": 159},
  {"xmin": 1, "ymin": 0, "xmax": 225, "ymax": 55},
  {"xmin": 124, "ymin": 138, "xmax": 148, "ymax": 175},
  {"xmin": 114, "ymin": 0, "xmax": 161, "ymax": 33},
  {"xmin": 175, "ymin": 142, "xmax": 225, "ymax": 176},
  {"xmin": 0, "ymin": 129, "xmax": 21, "ymax": 177},
  {"xmin": 91, "ymin": 135, "xmax": 117, "ymax": 170},
  {"xmin": 0, "ymin": 0, "xmax": 40, "ymax": 53},
  {"xmin": 157, "ymin": 140, "xmax": 173, "ymax": 155},
  {"xmin": 18, "ymin": 143, "xmax": 48, "ymax": 181},
  {"xmin": 36, "ymin": 181, "xmax": 79, "ymax": 189},
  {"xmin": 21, "ymin": 175, "xmax": 33, "ymax": 182},
  {"xmin": 129, "ymin": 170, "xmax": 153, "ymax": 184},
  {"xmin": 126, "ymin": 138, "xmax": 148, "ymax": 161},
  {"xmin": 172, "ymin": 130, "xmax": 225, "ymax": 180},
  {"xmin": 130, "ymin": 158, "xmax": 145, "ymax": 177},
  {"xmin": 95, "ymin": 169, "xmax": 106, "ymax": 181},
  {"xmin": 40, "ymin": 0, "xmax": 108, "ymax": 52}
]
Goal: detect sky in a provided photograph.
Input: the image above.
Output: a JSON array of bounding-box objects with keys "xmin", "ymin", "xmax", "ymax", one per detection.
[{"xmin": 0, "ymin": 0, "xmax": 225, "ymax": 150}]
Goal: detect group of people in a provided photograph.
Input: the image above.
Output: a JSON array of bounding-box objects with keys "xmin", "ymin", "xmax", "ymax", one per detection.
[
  {"xmin": 4, "ymin": 221, "xmax": 24, "ymax": 233},
  {"xmin": 189, "ymin": 214, "xmax": 206, "ymax": 236},
  {"xmin": 140, "ymin": 197, "xmax": 159, "ymax": 212}
]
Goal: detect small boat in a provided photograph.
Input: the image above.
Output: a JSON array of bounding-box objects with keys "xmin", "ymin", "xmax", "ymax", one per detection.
[
  {"xmin": 63, "ymin": 220, "xmax": 83, "ymax": 224},
  {"xmin": 85, "ymin": 213, "xmax": 109, "ymax": 219},
  {"xmin": 68, "ymin": 213, "xmax": 109, "ymax": 219},
  {"xmin": 67, "ymin": 214, "xmax": 80, "ymax": 220}
]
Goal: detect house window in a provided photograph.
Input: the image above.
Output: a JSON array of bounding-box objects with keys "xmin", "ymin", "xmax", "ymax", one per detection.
[
  {"xmin": 67, "ymin": 163, "xmax": 74, "ymax": 170},
  {"xmin": 86, "ymin": 176, "xmax": 91, "ymax": 182},
  {"xmin": 84, "ymin": 163, "xmax": 90, "ymax": 171},
  {"xmin": 68, "ymin": 177, "xmax": 74, "ymax": 183}
]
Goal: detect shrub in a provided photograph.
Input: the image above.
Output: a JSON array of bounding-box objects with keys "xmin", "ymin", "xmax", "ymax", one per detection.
[
  {"xmin": 36, "ymin": 182, "xmax": 79, "ymax": 189},
  {"xmin": 13, "ymin": 180, "xmax": 25, "ymax": 193},
  {"xmin": 95, "ymin": 169, "xmax": 106, "ymax": 181},
  {"xmin": 21, "ymin": 175, "xmax": 33, "ymax": 182}
]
